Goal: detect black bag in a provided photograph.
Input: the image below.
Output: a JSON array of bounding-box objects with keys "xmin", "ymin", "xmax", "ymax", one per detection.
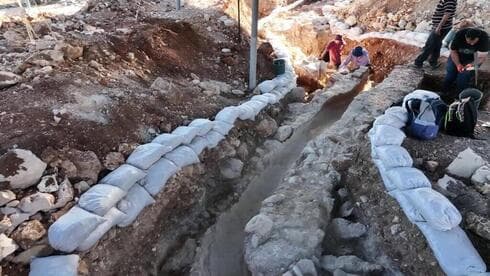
[{"xmin": 443, "ymin": 97, "xmax": 478, "ymax": 137}]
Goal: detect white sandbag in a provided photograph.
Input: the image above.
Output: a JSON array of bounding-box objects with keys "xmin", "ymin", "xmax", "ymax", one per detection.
[
  {"xmin": 48, "ymin": 206, "xmax": 106, "ymax": 252},
  {"xmin": 141, "ymin": 158, "xmax": 179, "ymax": 196},
  {"xmin": 215, "ymin": 106, "xmax": 240, "ymax": 124},
  {"xmin": 416, "ymin": 222, "xmax": 487, "ymax": 275},
  {"xmin": 77, "ymin": 207, "xmax": 126, "ymax": 251},
  {"xmin": 240, "ymin": 101, "xmax": 262, "ymax": 115},
  {"xmin": 126, "ymin": 143, "xmax": 171, "ymax": 170},
  {"xmin": 271, "ymin": 90, "xmax": 285, "ymax": 100},
  {"xmin": 402, "ymin": 89, "xmax": 440, "ymax": 108},
  {"xmin": 389, "ymin": 190, "xmax": 425, "ymax": 223},
  {"xmin": 275, "ymin": 86, "xmax": 289, "ymax": 96},
  {"xmin": 117, "ymin": 184, "xmax": 155, "ymax": 227},
  {"xmin": 78, "ymin": 184, "xmax": 126, "ymax": 216},
  {"xmin": 385, "ymin": 106, "xmax": 408, "ymax": 123},
  {"xmin": 100, "ymin": 164, "xmax": 146, "ymax": 191},
  {"xmin": 251, "ymin": 95, "xmax": 270, "ymax": 104},
  {"xmin": 258, "ymin": 80, "xmax": 277, "ymax": 93},
  {"xmin": 372, "ymin": 158, "xmax": 397, "ymax": 191},
  {"xmin": 187, "ymin": 136, "xmax": 210, "ymax": 155},
  {"xmin": 386, "ymin": 167, "xmax": 431, "ymax": 191},
  {"xmin": 250, "ymin": 99, "xmax": 268, "ymax": 111},
  {"xmin": 368, "ymin": 125, "xmax": 406, "ymax": 146},
  {"xmin": 237, "ymin": 104, "xmax": 256, "ymax": 120},
  {"xmin": 375, "ymin": 145, "xmax": 413, "ymax": 169},
  {"xmin": 164, "ymin": 146, "xmax": 200, "ymax": 168},
  {"xmin": 261, "ymin": 93, "xmax": 280, "ymax": 104},
  {"xmin": 213, "ymin": 120, "xmax": 234, "ymax": 136},
  {"xmin": 152, "ymin": 133, "xmax": 186, "ymax": 149},
  {"xmin": 171, "ymin": 126, "xmax": 200, "ymax": 144},
  {"xmin": 403, "ymin": 188, "xmax": 462, "ymax": 231},
  {"xmin": 205, "ymin": 130, "xmax": 225, "ymax": 148},
  {"xmin": 188, "ymin": 119, "xmax": 214, "ymax": 136},
  {"xmin": 30, "ymin": 255, "xmax": 79, "ymax": 276},
  {"xmin": 373, "ymin": 113, "xmax": 406, "ymax": 129}
]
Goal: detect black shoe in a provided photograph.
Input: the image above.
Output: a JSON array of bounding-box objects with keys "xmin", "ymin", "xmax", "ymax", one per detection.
[{"xmin": 413, "ymin": 62, "xmax": 423, "ymax": 69}]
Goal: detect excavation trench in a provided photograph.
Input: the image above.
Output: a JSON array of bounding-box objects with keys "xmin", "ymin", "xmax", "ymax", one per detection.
[{"xmin": 190, "ymin": 78, "xmax": 369, "ymax": 276}]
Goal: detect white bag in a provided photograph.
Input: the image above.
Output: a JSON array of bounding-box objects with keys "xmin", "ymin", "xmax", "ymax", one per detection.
[
  {"xmin": 373, "ymin": 114, "xmax": 405, "ymax": 129},
  {"xmin": 403, "ymin": 89, "xmax": 440, "ymax": 108},
  {"xmin": 152, "ymin": 133, "xmax": 186, "ymax": 149},
  {"xmin": 30, "ymin": 255, "xmax": 80, "ymax": 276},
  {"xmin": 213, "ymin": 120, "xmax": 234, "ymax": 136},
  {"xmin": 403, "ymin": 188, "xmax": 462, "ymax": 231},
  {"xmin": 188, "ymin": 119, "xmax": 214, "ymax": 136},
  {"xmin": 205, "ymin": 131, "xmax": 225, "ymax": 148},
  {"xmin": 375, "ymin": 145, "xmax": 413, "ymax": 169},
  {"xmin": 171, "ymin": 126, "xmax": 201, "ymax": 144},
  {"xmin": 48, "ymin": 206, "xmax": 106, "ymax": 252},
  {"xmin": 251, "ymin": 95, "xmax": 270, "ymax": 104},
  {"xmin": 389, "ymin": 190, "xmax": 425, "ymax": 223},
  {"xmin": 416, "ymin": 222, "xmax": 487, "ymax": 275},
  {"xmin": 215, "ymin": 106, "xmax": 240, "ymax": 124},
  {"xmin": 126, "ymin": 143, "xmax": 172, "ymax": 170},
  {"xmin": 258, "ymin": 80, "xmax": 277, "ymax": 93},
  {"xmin": 385, "ymin": 106, "xmax": 408, "ymax": 123},
  {"xmin": 368, "ymin": 125, "xmax": 406, "ymax": 146},
  {"xmin": 117, "ymin": 184, "xmax": 155, "ymax": 227},
  {"xmin": 237, "ymin": 104, "xmax": 256, "ymax": 120},
  {"xmin": 386, "ymin": 167, "xmax": 431, "ymax": 191},
  {"xmin": 141, "ymin": 158, "xmax": 179, "ymax": 196},
  {"xmin": 78, "ymin": 184, "xmax": 126, "ymax": 216},
  {"xmin": 100, "ymin": 164, "xmax": 146, "ymax": 191},
  {"xmin": 77, "ymin": 207, "xmax": 126, "ymax": 251},
  {"xmin": 261, "ymin": 93, "xmax": 280, "ymax": 104},
  {"xmin": 164, "ymin": 146, "xmax": 200, "ymax": 168}
]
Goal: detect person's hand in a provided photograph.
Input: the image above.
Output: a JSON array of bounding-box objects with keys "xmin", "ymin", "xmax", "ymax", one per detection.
[
  {"xmin": 456, "ymin": 64, "xmax": 465, "ymax": 72},
  {"xmin": 435, "ymin": 27, "xmax": 441, "ymax": 36}
]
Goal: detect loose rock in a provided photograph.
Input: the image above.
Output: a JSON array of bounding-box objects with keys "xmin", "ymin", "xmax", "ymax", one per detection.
[
  {"xmin": 37, "ymin": 175, "xmax": 59, "ymax": 193},
  {"xmin": 103, "ymin": 152, "xmax": 125, "ymax": 170},
  {"xmin": 275, "ymin": 125, "xmax": 293, "ymax": 142},
  {"xmin": 446, "ymin": 148, "xmax": 486, "ymax": 179},
  {"xmin": 0, "ymin": 149, "xmax": 47, "ymax": 190},
  {"xmin": 219, "ymin": 158, "xmax": 244, "ymax": 179},
  {"xmin": 0, "ymin": 71, "xmax": 22, "ymax": 89},
  {"xmin": 321, "ymin": 255, "xmax": 383, "ymax": 274},
  {"xmin": 0, "ymin": 233, "xmax": 18, "ymax": 261},
  {"xmin": 256, "ymin": 116, "xmax": 278, "ymax": 138},
  {"xmin": 11, "ymin": 220, "xmax": 46, "ymax": 249},
  {"xmin": 330, "ymin": 218, "xmax": 367, "ymax": 239},
  {"xmin": 18, "ymin": 193, "xmax": 55, "ymax": 214},
  {"xmin": 0, "ymin": 190, "xmax": 16, "ymax": 207}
]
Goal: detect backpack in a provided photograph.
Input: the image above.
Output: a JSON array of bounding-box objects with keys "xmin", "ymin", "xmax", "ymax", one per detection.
[
  {"xmin": 405, "ymin": 98, "xmax": 447, "ymax": 140},
  {"xmin": 443, "ymin": 97, "xmax": 478, "ymax": 137}
]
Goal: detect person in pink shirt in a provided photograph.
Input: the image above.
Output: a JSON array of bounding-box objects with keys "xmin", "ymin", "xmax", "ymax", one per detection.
[
  {"xmin": 340, "ymin": 46, "xmax": 370, "ymax": 71},
  {"xmin": 319, "ymin": 35, "xmax": 345, "ymax": 69}
]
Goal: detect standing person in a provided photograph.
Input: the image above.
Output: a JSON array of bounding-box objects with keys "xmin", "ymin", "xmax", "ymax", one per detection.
[
  {"xmin": 414, "ymin": 0, "xmax": 457, "ymax": 69},
  {"xmin": 339, "ymin": 46, "xmax": 370, "ymax": 71},
  {"xmin": 319, "ymin": 35, "xmax": 345, "ymax": 69},
  {"xmin": 443, "ymin": 28, "xmax": 489, "ymax": 93}
]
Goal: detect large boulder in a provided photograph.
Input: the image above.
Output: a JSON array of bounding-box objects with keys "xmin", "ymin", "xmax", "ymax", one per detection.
[{"xmin": 0, "ymin": 149, "xmax": 47, "ymax": 190}]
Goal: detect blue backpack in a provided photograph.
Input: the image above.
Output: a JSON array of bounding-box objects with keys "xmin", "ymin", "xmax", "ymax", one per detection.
[{"xmin": 405, "ymin": 98, "xmax": 447, "ymax": 140}]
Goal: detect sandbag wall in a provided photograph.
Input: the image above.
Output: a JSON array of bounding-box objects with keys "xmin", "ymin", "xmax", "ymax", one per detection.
[
  {"xmin": 368, "ymin": 90, "xmax": 487, "ymax": 276},
  {"xmin": 28, "ymin": 53, "xmax": 297, "ymax": 275}
]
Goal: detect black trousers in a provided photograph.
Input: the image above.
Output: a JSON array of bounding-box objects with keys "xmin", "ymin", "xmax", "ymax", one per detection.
[{"xmin": 415, "ymin": 28, "xmax": 451, "ymax": 66}]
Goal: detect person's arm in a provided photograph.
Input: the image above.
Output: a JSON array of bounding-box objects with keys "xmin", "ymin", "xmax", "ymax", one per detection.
[
  {"xmin": 339, "ymin": 52, "xmax": 352, "ymax": 69},
  {"xmin": 450, "ymin": 50, "xmax": 464, "ymax": 72},
  {"xmin": 435, "ymin": 13, "xmax": 450, "ymax": 35},
  {"xmin": 364, "ymin": 50, "xmax": 371, "ymax": 65},
  {"xmin": 436, "ymin": 0, "xmax": 456, "ymax": 35}
]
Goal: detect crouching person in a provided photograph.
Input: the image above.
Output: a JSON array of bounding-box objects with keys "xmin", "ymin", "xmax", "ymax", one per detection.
[
  {"xmin": 443, "ymin": 28, "xmax": 489, "ymax": 93},
  {"xmin": 339, "ymin": 46, "xmax": 370, "ymax": 73}
]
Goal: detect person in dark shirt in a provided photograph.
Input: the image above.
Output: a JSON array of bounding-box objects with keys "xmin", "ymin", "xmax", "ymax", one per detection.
[
  {"xmin": 414, "ymin": 0, "xmax": 457, "ymax": 69},
  {"xmin": 443, "ymin": 28, "xmax": 489, "ymax": 92}
]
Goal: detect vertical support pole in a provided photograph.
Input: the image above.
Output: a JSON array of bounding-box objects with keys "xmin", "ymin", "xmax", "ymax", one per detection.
[
  {"xmin": 176, "ymin": 0, "xmax": 181, "ymax": 10},
  {"xmin": 237, "ymin": 0, "xmax": 241, "ymax": 42},
  {"xmin": 248, "ymin": 0, "xmax": 258, "ymax": 91}
]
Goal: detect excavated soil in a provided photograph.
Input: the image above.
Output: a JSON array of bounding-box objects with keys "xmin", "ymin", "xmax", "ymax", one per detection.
[{"xmin": 0, "ymin": 16, "xmax": 275, "ymax": 158}]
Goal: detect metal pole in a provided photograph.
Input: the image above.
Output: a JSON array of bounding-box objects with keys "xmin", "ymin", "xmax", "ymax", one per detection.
[
  {"xmin": 248, "ymin": 0, "xmax": 258, "ymax": 90},
  {"xmin": 176, "ymin": 0, "xmax": 181, "ymax": 10},
  {"xmin": 237, "ymin": 0, "xmax": 241, "ymax": 42}
]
